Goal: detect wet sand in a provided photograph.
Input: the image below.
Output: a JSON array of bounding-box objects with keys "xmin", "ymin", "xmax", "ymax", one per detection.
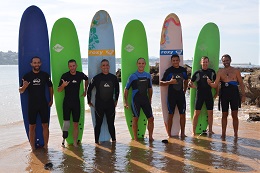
[{"xmin": 0, "ymin": 107, "xmax": 259, "ymax": 173}]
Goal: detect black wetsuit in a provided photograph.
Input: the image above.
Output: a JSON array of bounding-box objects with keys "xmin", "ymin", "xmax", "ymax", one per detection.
[
  {"xmin": 22, "ymin": 71, "xmax": 53, "ymax": 124},
  {"xmin": 161, "ymin": 66, "xmax": 188, "ymax": 114},
  {"xmin": 219, "ymin": 81, "xmax": 241, "ymax": 112},
  {"xmin": 191, "ymin": 68, "xmax": 216, "ymax": 110},
  {"xmin": 59, "ymin": 71, "xmax": 88, "ymax": 122},
  {"xmin": 87, "ymin": 73, "xmax": 120, "ymax": 143}
]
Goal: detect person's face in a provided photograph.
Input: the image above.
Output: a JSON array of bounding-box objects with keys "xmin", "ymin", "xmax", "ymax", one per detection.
[
  {"xmin": 68, "ymin": 62, "xmax": 77, "ymax": 73},
  {"xmin": 222, "ymin": 57, "xmax": 231, "ymax": 68},
  {"xmin": 31, "ymin": 58, "xmax": 41, "ymax": 71},
  {"xmin": 137, "ymin": 59, "xmax": 146, "ymax": 72},
  {"xmin": 101, "ymin": 61, "xmax": 110, "ymax": 74},
  {"xmin": 201, "ymin": 58, "xmax": 209, "ymax": 70},
  {"xmin": 171, "ymin": 57, "xmax": 180, "ymax": 68}
]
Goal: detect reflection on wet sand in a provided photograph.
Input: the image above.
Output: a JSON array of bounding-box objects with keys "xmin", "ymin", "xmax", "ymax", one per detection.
[{"xmin": 0, "ymin": 112, "xmax": 259, "ymax": 172}]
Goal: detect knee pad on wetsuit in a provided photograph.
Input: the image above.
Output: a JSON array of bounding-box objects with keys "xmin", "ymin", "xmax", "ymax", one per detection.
[{"xmin": 62, "ymin": 121, "xmax": 70, "ymax": 139}]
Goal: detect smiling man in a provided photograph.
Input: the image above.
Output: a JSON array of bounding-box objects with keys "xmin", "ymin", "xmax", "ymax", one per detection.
[
  {"xmin": 207, "ymin": 54, "xmax": 245, "ymax": 139},
  {"xmin": 19, "ymin": 56, "xmax": 53, "ymax": 151},
  {"xmin": 58, "ymin": 59, "xmax": 88, "ymax": 147},
  {"xmin": 124, "ymin": 57, "xmax": 154, "ymax": 141},
  {"xmin": 87, "ymin": 59, "xmax": 120, "ymax": 144}
]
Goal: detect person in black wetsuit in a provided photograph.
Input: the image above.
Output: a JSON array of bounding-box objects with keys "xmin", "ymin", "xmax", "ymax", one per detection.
[
  {"xmin": 124, "ymin": 58, "xmax": 154, "ymax": 141},
  {"xmin": 160, "ymin": 54, "xmax": 188, "ymax": 138},
  {"xmin": 188, "ymin": 56, "xmax": 217, "ymax": 136},
  {"xmin": 87, "ymin": 59, "xmax": 120, "ymax": 144},
  {"xmin": 58, "ymin": 59, "xmax": 88, "ymax": 147},
  {"xmin": 19, "ymin": 56, "xmax": 53, "ymax": 151},
  {"xmin": 207, "ymin": 54, "xmax": 245, "ymax": 139}
]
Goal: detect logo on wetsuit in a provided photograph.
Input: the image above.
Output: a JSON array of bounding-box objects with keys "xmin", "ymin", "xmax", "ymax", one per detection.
[{"xmin": 33, "ymin": 78, "xmax": 41, "ymax": 85}]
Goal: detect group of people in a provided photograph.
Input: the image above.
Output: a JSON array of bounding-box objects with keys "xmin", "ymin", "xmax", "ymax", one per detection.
[{"xmin": 19, "ymin": 53, "xmax": 245, "ymax": 151}]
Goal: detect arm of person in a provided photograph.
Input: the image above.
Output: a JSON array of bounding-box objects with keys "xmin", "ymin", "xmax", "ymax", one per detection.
[
  {"xmin": 48, "ymin": 86, "xmax": 54, "ymax": 107},
  {"xmin": 183, "ymin": 79, "xmax": 188, "ymax": 94},
  {"xmin": 188, "ymin": 80, "xmax": 196, "ymax": 89},
  {"xmin": 124, "ymin": 89, "xmax": 129, "ymax": 109},
  {"xmin": 114, "ymin": 78, "xmax": 120, "ymax": 107},
  {"xmin": 82, "ymin": 79, "xmax": 88, "ymax": 97},
  {"xmin": 87, "ymin": 78, "xmax": 94, "ymax": 107},
  {"xmin": 159, "ymin": 78, "xmax": 177, "ymax": 86},
  {"xmin": 148, "ymin": 88, "xmax": 153, "ymax": 104},
  {"xmin": 57, "ymin": 79, "xmax": 69, "ymax": 92},
  {"xmin": 236, "ymin": 69, "xmax": 246, "ymax": 103},
  {"xmin": 207, "ymin": 70, "xmax": 221, "ymax": 88},
  {"xmin": 19, "ymin": 79, "xmax": 30, "ymax": 93}
]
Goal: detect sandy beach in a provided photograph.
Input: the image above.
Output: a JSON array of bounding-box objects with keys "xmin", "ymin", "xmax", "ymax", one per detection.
[{"xmin": 0, "ymin": 104, "xmax": 259, "ymax": 173}]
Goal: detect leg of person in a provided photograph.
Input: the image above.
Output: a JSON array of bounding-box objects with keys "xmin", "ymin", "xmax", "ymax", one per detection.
[
  {"xmin": 231, "ymin": 110, "xmax": 239, "ymax": 137},
  {"xmin": 220, "ymin": 95, "xmax": 230, "ymax": 139},
  {"xmin": 132, "ymin": 117, "xmax": 139, "ymax": 141},
  {"xmin": 42, "ymin": 123, "xmax": 49, "ymax": 149},
  {"xmin": 141, "ymin": 98, "xmax": 154, "ymax": 141},
  {"xmin": 147, "ymin": 117, "xmax": 154, "ymax": 141},
  {"xmin": 72, "ymin": 102, "xmax": 80, "ymax": 147},
  {"xmin": 167, "ymin": 97, "xmax": 176, "ymax": 137},
  {"xmin": 230, "ymin": 95, "xmax": 240, "ymax": 138},
  {"xmin": 193, "ymin": 95, "xmax": 204, "ymax": 136},
  {"xmin": 29, "ymin": 124, "xmax": 36, "ymax": 151},
  {"xmin": 131, "ymin": 98, "xmax": 141, "ymax": 141},
  {"xmin": 28, "ymin": 105, "xmax": 37, "ymax": 151},
  {"xmin": 94, "ymin": 106, "xmax": 105, "ymax": 144},
  {"xmin": 192, "ymin": 110, "xmax": 201, "ymax": 136},
  {"xmin": 62, "ymin": 101, "xmax": 71, "ymax": 144},
  {"xmin": 39, "ymin": 103, "xmax": 49, "ymax": 149},
  {"xmin": 105, "ymin": 106, "xmax": 116, "ymax": 142},
  {"xmin": 73, "ymin": 122, "xmax": 79, "ymax": 147},
  {"xmin": 177, "ymin": 93, "xmax": 186, "ymax": 137},
  {"xmin": 207, "ymin": 110, "xmax": 214, "ymax": 134},
  {"xmin": 205, "ymin": 95, "xmax": 214, "ymax": 134}
]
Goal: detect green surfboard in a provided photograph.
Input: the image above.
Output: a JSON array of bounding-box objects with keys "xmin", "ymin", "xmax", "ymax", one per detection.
[
  {"xmin": 190, "ymin": 22, "xmax": 220, "ymax": 134},
  {"xmin": 121, "ymin": 20, "xmax": 149, "ymax": 139},
  {"xmin": 50, "ymin": 18, "xmax": 85, "ymax": 144}
]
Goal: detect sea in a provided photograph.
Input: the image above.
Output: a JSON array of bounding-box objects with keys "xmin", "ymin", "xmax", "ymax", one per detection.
[{"xmin": 0, "ymin": 63, "xmax": 258, "ymax": 126}]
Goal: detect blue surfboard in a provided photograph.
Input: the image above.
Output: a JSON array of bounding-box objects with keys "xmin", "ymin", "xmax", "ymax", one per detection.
[
  {"xmin": 18, "ymin": 5, "xmax": 51, "ymax": 148},
  {"xmin": 88, "ymin": 10, "xmax": 116, "ymax": 142}
]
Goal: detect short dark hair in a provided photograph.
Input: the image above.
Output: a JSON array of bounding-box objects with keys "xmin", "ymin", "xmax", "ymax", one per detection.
[
  {"xmin": 137, "ymin": 57, "xmax": 146, "ymax": 63},
  {"xmin": 201, "ymin": 56, "xmax": 209, "ymax": 61},
  {"xmin": 31, "ymin": 56, "xmax": 41, "ymax": 62},
  {"xmin": 222, "ymin": 54, "xmax": 231, "ymax": 61},
  {"xmin": 101, "ymin": 59, "xmax": 109, "ymax": 64},
  {"xmin": 171, "ymin": 54, "xmax": 179, "ymax": 60},
  {"xmin": 68, "ymin": 59, "xmax": 76, "ymax": 65}
]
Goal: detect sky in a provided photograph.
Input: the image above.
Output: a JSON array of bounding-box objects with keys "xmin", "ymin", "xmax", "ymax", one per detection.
[{"xmin": 0, "ymin": 0, "xmax": 259, "ymax": 65}]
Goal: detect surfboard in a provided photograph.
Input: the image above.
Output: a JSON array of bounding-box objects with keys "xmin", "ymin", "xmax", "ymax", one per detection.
[
  {"xmin": 88, "ymin": 10, "xmax": 116, "ymax": 142},
  {"xmin": 18, "ymin": 5, "xmax": 51, "ymax": 148},
  {"xmin": 121, "ymin": 20, "xmax": 149, "ymax": 139},
  {"xmin": 190, "ymin": 22, "xmax": 220, "ymax": 134},
  {"xmin": 50, "ymin": 18, "xmax": 85, "ymax": 145},
  {"xmin": 160, "ymin": 13, "xmax": 183, "ymax": 136}
]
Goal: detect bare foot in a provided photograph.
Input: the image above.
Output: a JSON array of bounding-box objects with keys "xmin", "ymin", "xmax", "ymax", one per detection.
[
  {"xmin": 181, "ymin": 134, "xmax": 187, "ymax": 137},
  {"xmin": 208, "ymin": 131, "xmax": 215, "ymax": 134},
  {"xmin": 221, "ymin": 135, "xmax": 226, "ymax": 141},
  {"xmin": 73, "ymin": 143, "xmax": 78, "ymax": 147},
  {"xmin": 192, "ymin": 133, "xmax": 196, "ymax": 137},
  {"xmin": 149, "ymin": 137, "xmax": 154, "ymax": 142}
]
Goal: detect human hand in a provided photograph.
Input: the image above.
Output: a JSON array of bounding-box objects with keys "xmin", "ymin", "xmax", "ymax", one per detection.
[
  {"xmin": 124, "ymin": 103, "xmax": 129, "ymax": 109},
  {"xmin": 61, "ymin": 79, "xmax": 70, "ymax": 87},
  {"xmin": 22, "ymin": 79, "xmax": 30, "ymax": 88},
  {"xmin": 88, "ymin": 102, "xmax": 94, "ymax": 107},
  {"xmin": 48, "ymin": 99, "xmax": 53, "ymax": 107}
]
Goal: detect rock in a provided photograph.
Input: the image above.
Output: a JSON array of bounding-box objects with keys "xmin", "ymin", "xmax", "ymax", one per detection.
[{"xmin": 243, "ymin": 70, "xmax": 260, "ymax": 107}]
